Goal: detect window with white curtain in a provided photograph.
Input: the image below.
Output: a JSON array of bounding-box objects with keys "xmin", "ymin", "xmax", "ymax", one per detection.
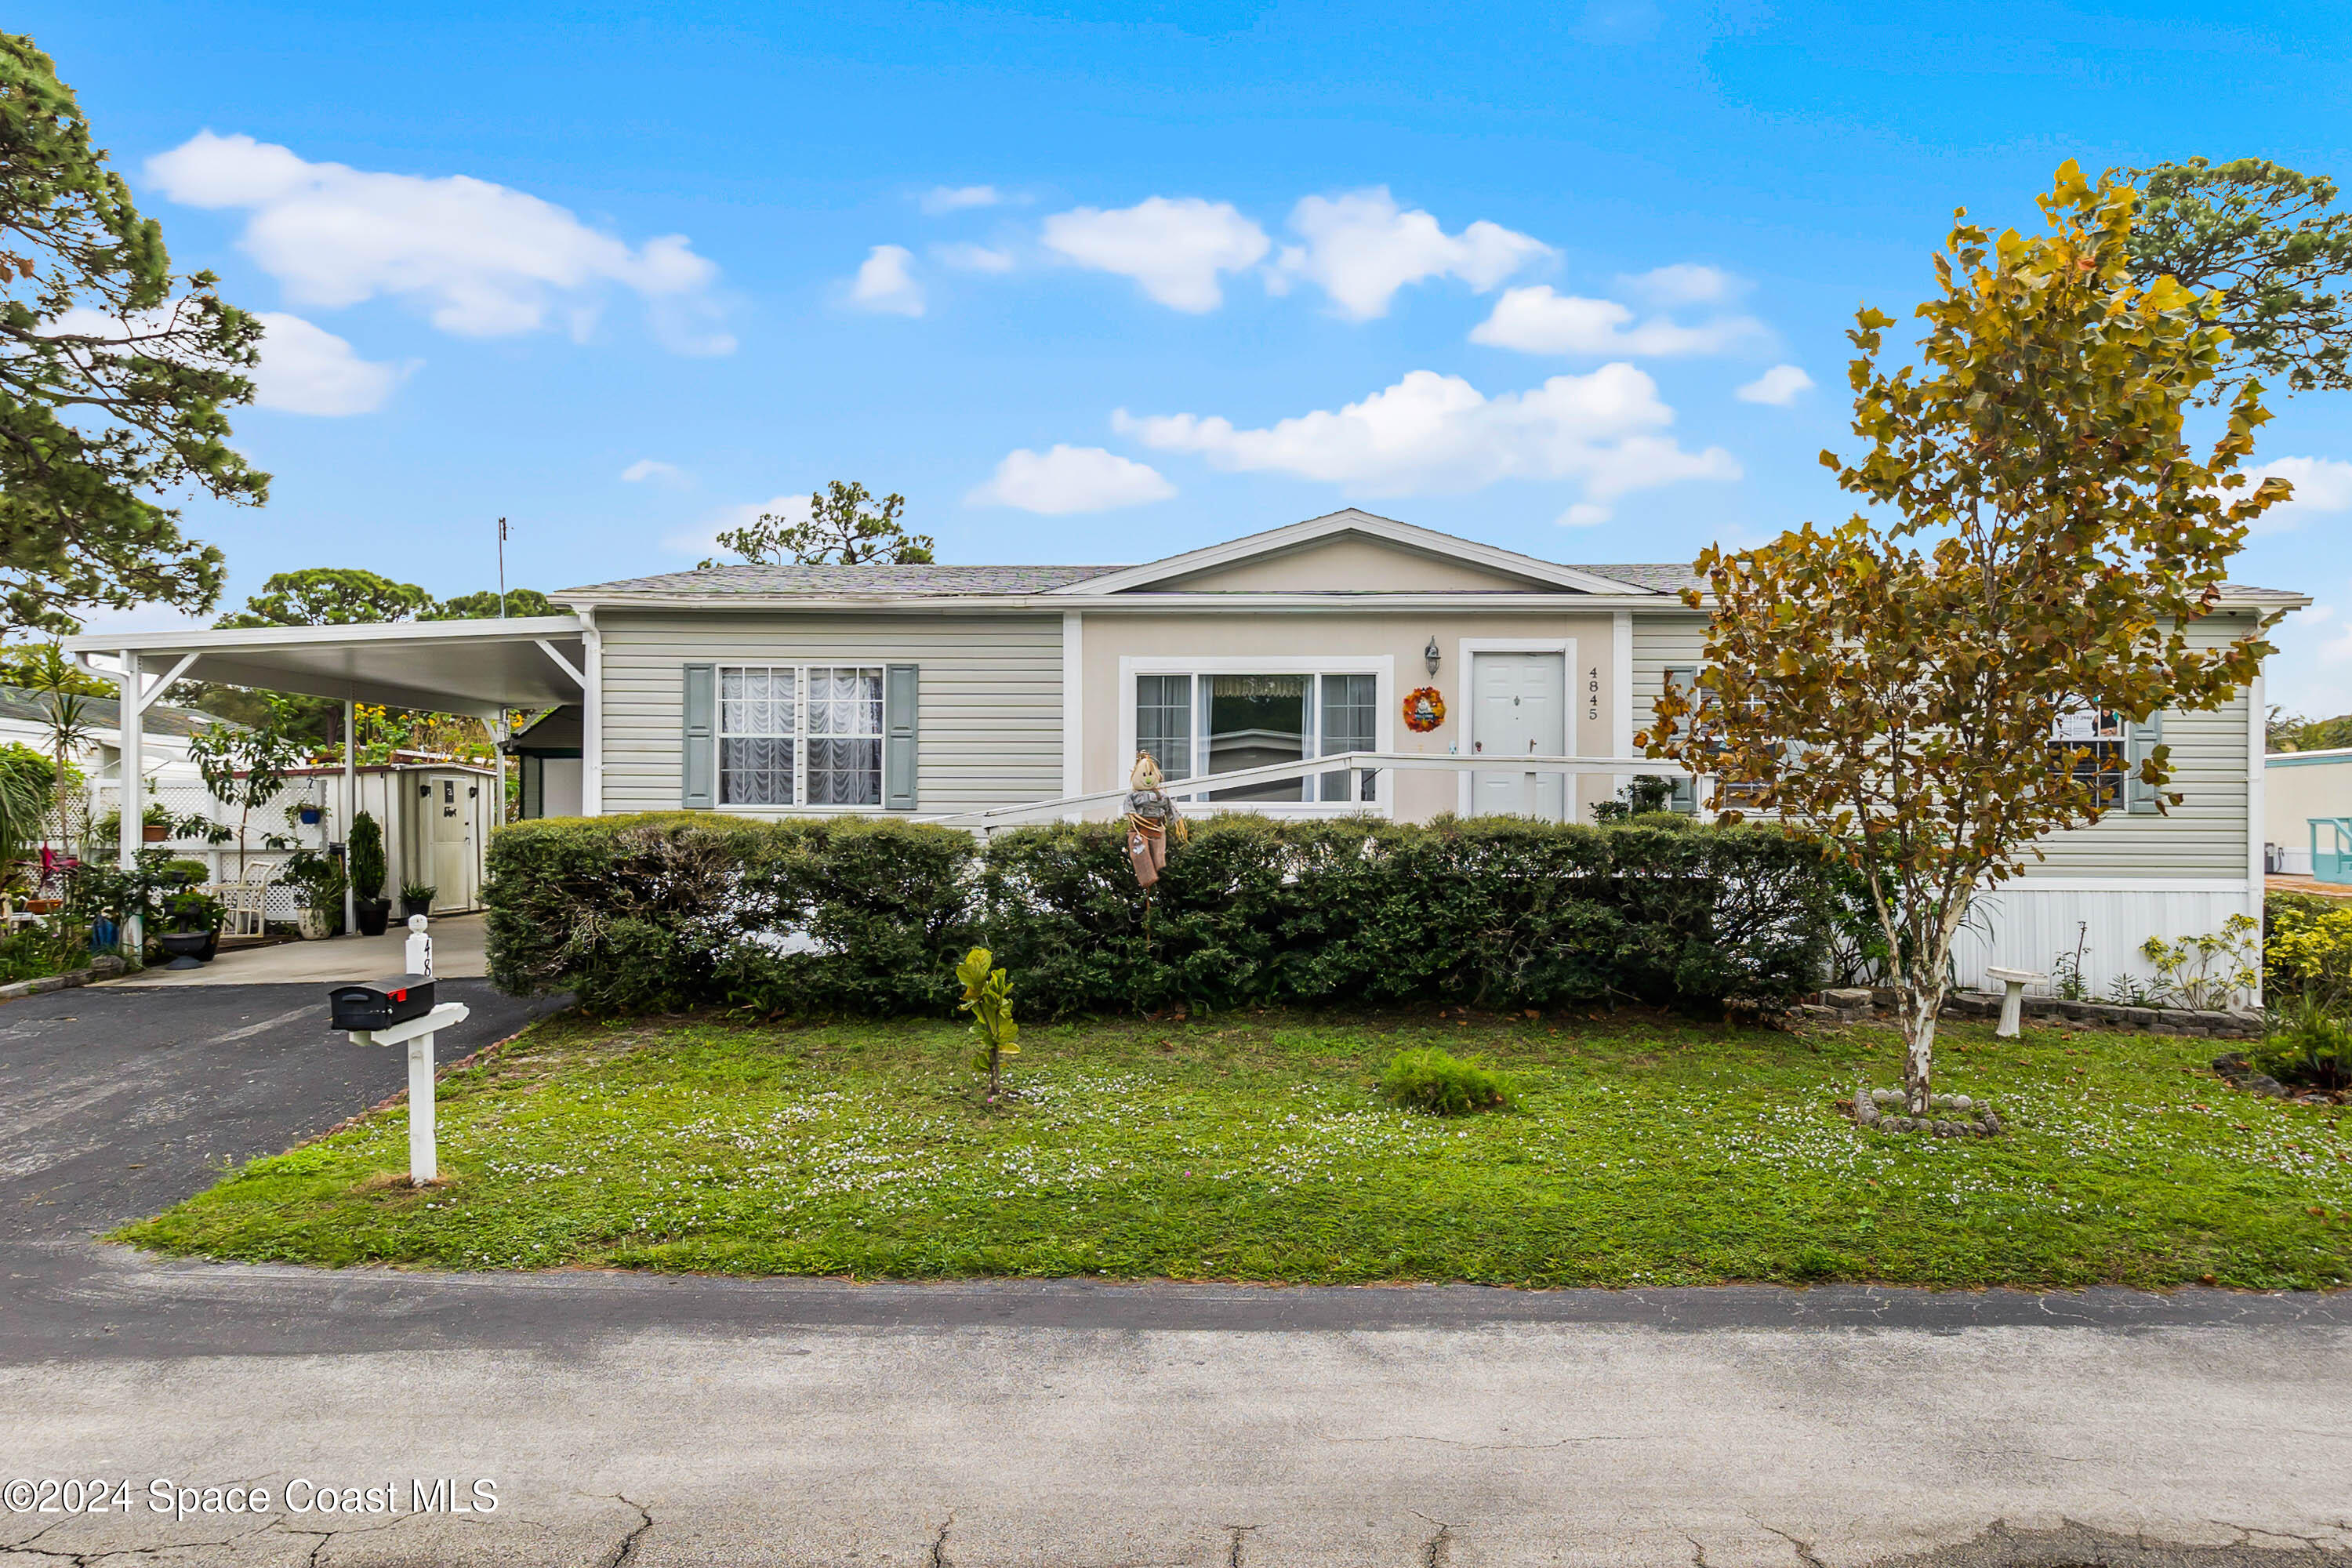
[{"xmin": 718, "ymin": 665, "xmax": 882, "ymax": 807}]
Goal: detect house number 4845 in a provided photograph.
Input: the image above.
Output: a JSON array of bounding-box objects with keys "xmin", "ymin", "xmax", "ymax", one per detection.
[{"xmin": 1586, "ymin": 665, "xmax": 1600, "ymax": 724}]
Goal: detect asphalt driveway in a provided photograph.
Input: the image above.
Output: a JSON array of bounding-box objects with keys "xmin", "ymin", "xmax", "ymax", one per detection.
[{"xmin": 0, "ymin": 977, "xmax": 557, "ymax": 1242}]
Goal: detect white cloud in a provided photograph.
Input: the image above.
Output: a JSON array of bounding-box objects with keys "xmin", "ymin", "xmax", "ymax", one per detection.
[
  {"xmin": 931, "ymin": 241, "xmax": 1015, "ymax": 274},
  {"xmin": 849, "ymin": 245, "xmax": 924, "ymax": 316},
  {"xmin": 1557, "ymin": 502, "xmax": 1613, "ymax": 527},
  {"xmin": 2241, "ymin": 456, "xmax": 2352, "ymax": 535},
  {"xmin": 249, "ymin": 311, "xmax": 409, "ymax": 414},
  {"xmin": 1274, "ymin": 188, "xmax": 1550, "ymax": 321},
  {"xmin": 621, "ymin": 458, "xmax": 683, "ymax": 483},
  {"xmin": 1736, "ymin": 364, "xmax": 1813, "ymax": 405},
  {"xmin": 144, "ymin": 130, "xmax": 734, "ymax": 354},
  {"xmin": 49, "ymin": 304, "xmax": 405, "ymax": 416},
  {"xmin": 1621, "ymin": 263, "xmax": 1739, "ymax": 307},
  {"xmin": 662, "ymin": 492, "xmax": 811, "ymax": 557},
  {"xmin": 1113, "ymin": 365, "xmax": 1739, "ymax": 506},
  {"xmin": 920, "ymin": 184, "xmax": 1002, "ymax": 215},
  {"xmin": 1040, "ymin": 197, "xmax": 1269, "ymax": 312},
  {"xmin": 1470, "ymin": 285, "xmax": 1764, "ymax": 358},
  {"xmin": 2263, "ymin": 595, "xmax": 2352, "ymax": 717},
  {"xmin": 967, "ymin": 445, "xmax": 1175, "ymax": 515}
]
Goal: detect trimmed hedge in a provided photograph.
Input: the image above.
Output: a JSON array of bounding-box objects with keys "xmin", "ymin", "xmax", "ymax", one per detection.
[{"xmin": 485, "ymin": 812, "xmax": 1837, "ymax": 1018}]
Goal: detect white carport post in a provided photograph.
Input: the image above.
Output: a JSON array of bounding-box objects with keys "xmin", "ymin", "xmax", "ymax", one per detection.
[
  {"xmin": 115, "ymin": 650, "xmax": 142, "ymax": 955},
  {"xmin": 342, "ymin": 697, "xmax": 357, "ymax": 936},
  {"xmin": 109, "ymin": 647, "xmax": 198, "ymax": 956}
]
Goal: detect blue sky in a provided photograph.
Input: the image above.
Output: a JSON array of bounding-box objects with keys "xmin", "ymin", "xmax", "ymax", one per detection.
[{"xmin": 31, "ymin": 0, "xmax": 2352, "ymax": 713}]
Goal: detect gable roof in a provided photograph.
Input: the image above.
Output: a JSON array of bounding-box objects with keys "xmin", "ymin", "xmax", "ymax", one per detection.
[
  {"xmin": 1056, "ymin": 510, "xmax": 1668, "ymax": 596},
  {"xmin": 550, "ymin": 510, "xmax": 2297, "ymax": 610}
]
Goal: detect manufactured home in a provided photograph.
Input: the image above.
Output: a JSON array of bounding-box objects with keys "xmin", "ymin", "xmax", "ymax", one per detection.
[{"xmin": 71, "ymin": 510, "xmax": 2303, "ymax": 995}]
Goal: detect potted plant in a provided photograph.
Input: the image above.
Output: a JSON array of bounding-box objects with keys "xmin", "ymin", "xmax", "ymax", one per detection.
[
  {"xmin": 158, "ymin": 888, "xmax": 223, "ymax": 968},
  {"xmin": 348, "ymin": 811, "xmax": 391, "ymax": 936},
  {"xmin": 285, "ymin": 848, "xmax": 347, "ymax": 940},
  {"xmin": 400, "ymin": 880, "xmax": 437, "ymax": 920},
  {"xmin": 92, "ymin": 803, "xmax": 179, "ymax": 845}
]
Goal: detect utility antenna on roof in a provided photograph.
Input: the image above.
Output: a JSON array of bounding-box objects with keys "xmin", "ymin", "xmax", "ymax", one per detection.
[{"xmin": 496, "ymin": 517, "xmax": 508, "ymax": 618}]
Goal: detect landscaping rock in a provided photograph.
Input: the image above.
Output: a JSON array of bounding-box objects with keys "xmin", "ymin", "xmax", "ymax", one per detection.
[
  {"xmin": 2244, "ymin": 1073, "xmax": 2288, "ymax": 1098},
  {"xmin": 1824, "ymin": 987, "xmax": 1873, "ymax": 1008}
]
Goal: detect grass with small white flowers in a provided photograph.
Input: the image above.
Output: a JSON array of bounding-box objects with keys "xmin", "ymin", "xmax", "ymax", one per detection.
[{"xmin": 115, "ymin": 1008, "xmax": 2352, "ymax": 1289}]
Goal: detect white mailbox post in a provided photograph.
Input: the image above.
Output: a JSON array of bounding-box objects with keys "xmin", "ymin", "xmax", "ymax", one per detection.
[{"xmin": 354, "ymin": 1001, "xmax": 469, "ymax": 1184}]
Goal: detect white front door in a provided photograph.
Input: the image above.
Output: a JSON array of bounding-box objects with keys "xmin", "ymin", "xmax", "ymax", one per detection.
[{"xmin": 1472, "ymin": 652, "xmax": 1566, "ymax": 819}]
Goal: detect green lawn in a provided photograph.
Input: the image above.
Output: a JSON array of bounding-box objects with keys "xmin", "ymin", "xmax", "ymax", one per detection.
[{"xmin": 116, "ymin": 1008, "xmax": 2352, "ymax": 1290}]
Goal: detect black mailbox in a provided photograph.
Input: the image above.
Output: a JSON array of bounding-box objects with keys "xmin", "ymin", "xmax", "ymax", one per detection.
[{"xmin": 328, "ymin": 975, "xmax": 436, "ymax": 1033}]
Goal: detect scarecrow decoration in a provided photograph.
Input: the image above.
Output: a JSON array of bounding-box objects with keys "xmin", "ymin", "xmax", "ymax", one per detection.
[
  {"xmin": 1125, "ymin": 751, "xmax": 1188, "ymax": 887},
  {"xmin": 1403, "ymin": 686, "xmax": 1446, "ymax": 733}
]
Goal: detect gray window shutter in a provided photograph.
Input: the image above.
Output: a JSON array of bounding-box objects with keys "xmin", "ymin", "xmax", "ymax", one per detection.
[
  {"xmin": 2125, "ymin": 711, "xmax": 2164, "ymax": 815},
  {"xmin": 1663, "ymin": 665, "xmax": 1698, "ymax": 813},
  {"xmin": 884, "ymin": 663, "xmax": 919, "ymax": 811},
  {"xmin": 682, "ymin": 662, "xmax": 716, "ymax": 809}
]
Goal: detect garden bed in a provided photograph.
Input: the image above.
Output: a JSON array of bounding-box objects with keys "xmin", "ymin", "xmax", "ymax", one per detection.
[
  {"xmin": 115, "ymin": 1007, "xmax": 2352, "ymax": 1290},
  {"xmin": 1804, "ymin": 988, "xmax": 2261, "ymax": 1038}
]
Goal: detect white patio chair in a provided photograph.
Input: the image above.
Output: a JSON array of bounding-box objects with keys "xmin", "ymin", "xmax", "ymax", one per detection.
[{"xmin": 216, "ymin": 862, "xmax": 278, "ymax": 938}]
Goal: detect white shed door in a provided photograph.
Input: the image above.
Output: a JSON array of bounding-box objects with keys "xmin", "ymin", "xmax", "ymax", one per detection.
[
  {"xmin": 430, "ymin": 775, "xmax": 473, "ymax": 911},
  {"xmin": 1472, "ymin": 652, "xmax": 1566, "ymax": 819}
]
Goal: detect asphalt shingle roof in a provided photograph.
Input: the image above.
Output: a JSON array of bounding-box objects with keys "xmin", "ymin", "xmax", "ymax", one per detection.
[
  {"xmin": 559, "ymin": 564, "xmax": 1122, "ymax": 597},
  {"xmin": 556, "ymin": 559, "xmax": 2292, "ymax": 604},
  {"xmin": 0, "ymin": 683, "xmax": 227, "ymax": 739}
]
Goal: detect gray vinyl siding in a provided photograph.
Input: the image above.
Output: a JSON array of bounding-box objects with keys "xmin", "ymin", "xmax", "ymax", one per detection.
[
  {"xmin": 1628, "ymin": 610, "xmax": 1708, "ymax": 743},
  {"xmin": 1624, "ymin": 610, "xmax": 2254, "ymax": 881},
  {"xmin": 597, "ymin": 613, "xmax": 1062, "ymax": 815},
  {"xmin": 2024, "ymin": 615, "xmax": 2255, "ymax": 880}
]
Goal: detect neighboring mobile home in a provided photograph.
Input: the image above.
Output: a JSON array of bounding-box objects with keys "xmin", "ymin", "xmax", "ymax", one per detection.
[
  {"xmin": 71, "ymin": 510, "xmax": 2303, "ymax": 996},
  {"xmin": 2264, "ymin": 746, "xmax": 2352, "ymax": 881}
]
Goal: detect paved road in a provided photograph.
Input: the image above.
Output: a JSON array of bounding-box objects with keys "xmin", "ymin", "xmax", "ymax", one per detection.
[{"xmin": 2, "ymin": 985, "xmax": 2347, "ymax": 1566}]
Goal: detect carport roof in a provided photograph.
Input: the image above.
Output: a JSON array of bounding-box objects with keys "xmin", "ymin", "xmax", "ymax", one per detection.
[{"xmin": 61, "ymin": 616, "xmax": 588, "ymax": 719}]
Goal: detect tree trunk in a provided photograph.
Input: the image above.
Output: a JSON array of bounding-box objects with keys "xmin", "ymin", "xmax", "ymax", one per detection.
[{"xmin": 1901, "ymin": 985, "xmax": 1940, "ymax": 1114}]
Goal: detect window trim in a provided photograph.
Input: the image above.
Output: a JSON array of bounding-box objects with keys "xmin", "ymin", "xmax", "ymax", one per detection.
[
  {"xmin": 711, "ymin": 662, "xmax": 887, "ymax": 813},
  {"xmin": 1116, "ymin": 654, "xmax": 1395, "ymax": 815}
]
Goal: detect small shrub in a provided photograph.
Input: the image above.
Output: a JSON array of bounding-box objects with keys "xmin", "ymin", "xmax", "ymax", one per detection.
[
  {"xmin": 1378, "ymin": 1047, "xmax": 1513, "ymax": 1115},
  {"xmin": 2255, "ymin": 993, "xmax": 2352, "ymax": 1091},
  {"xmin": 2267, "ymin": 892, "xmax": 2352, "ymax": 1004},
  {"xmin": 2140, "ymin": 914, "xmax": 2260, "ymax": 1011}
]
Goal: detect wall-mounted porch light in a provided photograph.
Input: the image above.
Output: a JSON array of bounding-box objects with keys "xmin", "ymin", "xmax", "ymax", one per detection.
[{"xmin": 1425, "ymin": 637, "xmax": 1442, "ymax": 677}]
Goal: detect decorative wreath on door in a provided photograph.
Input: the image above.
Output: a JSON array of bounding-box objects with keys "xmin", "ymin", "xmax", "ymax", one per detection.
[{"xmin": 1402, "ymin": 686, "xmax": 1446, "ymax": 733}]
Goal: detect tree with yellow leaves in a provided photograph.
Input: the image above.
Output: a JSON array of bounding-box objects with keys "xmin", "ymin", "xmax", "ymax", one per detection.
[{"xmin": 1644, "ymin": 163, "xmax": 2287, "ymax": 1118}]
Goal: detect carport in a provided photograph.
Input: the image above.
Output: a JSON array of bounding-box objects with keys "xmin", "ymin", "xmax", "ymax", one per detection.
[{"xmin": 63, "ymin": 615, "xmax": 593, "ymax": 947}]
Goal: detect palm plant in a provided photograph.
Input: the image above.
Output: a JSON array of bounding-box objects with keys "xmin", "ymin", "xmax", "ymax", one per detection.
[
  {"xmin": 15, "ymin": 642, "xmax": 100, "ymax": 851},
  {"xmin": 38, "ymin": 691, "xmax": 94, "ymax": 849}
]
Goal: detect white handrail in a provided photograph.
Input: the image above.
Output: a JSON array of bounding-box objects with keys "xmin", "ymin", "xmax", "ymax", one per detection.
[{"xmin": 916, "ymin": 750, "xmax": 1702, "ymax": 831}]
